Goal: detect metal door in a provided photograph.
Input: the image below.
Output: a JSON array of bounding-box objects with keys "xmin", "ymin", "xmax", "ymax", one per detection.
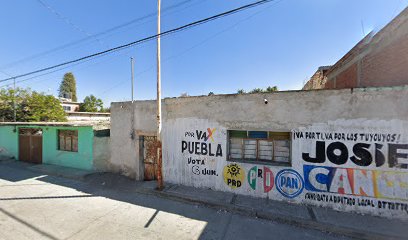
[
  {"xmin": 140, "ymin": 136, "xmax": 159, "ymax": 181},
  {"xmin": 18, "ymin": 128, "xmax": 43, "ymax": 164}
]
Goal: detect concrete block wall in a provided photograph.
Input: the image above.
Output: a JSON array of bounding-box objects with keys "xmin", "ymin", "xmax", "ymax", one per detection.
[{"xmin": 110, "ymin": 86, "xmax": 408, "ymax": 219}]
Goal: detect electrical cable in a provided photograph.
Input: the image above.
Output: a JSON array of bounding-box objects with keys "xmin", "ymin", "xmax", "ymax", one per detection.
[
  {"xmin": 0, "ymin": 0, "xmax": 198, "ymax": 70},
  {"xmin": 98, "ymin": 0, "xmax": 283, "ymax": 97},
  {"xmin": 0, "ymin": 0, "xmax": 274, "ymax": 84}
]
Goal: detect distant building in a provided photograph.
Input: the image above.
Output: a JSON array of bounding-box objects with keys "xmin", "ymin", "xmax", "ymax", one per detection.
[
  {"xmin": 302, "ymin": 66, "xmax": 331, "ymax": 90},
  {"xmin": 60, "ymin": 98, "xmax": 81, "ymax": 112},
  {"xmin": 304, "ymin": 7, "xmax": 408, "ymax": 90}
]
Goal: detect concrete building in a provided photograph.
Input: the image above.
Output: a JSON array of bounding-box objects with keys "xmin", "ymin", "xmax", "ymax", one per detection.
[
  {"xmin": 67, "ymin": 112, "xmax": 111, "ymax": 122},
  {"xmin": 0, "ymin": 122, "xmax": 110, "ymax": 171},
  {"xmin": 109, "ymin": 86, "xmax": 408, "ymax": 219},
  {"xmin": 60, "ymin": 100, "xmax": 81, "ymax": 112},
  {"xmin": 304, "ymin": 7, "xmax": 408, "ymax": 90}
]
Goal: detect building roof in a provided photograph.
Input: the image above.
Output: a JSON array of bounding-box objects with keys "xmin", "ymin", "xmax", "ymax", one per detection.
[
  {"xmin": 61, "ymin": 101, "xmax": 81, "ymax": 105},
  {"xmin": 317, "ymin": 66, "xmax": 332, "ymax": 71},
  {"xmin": 0, "ymin": 122, "xmax": 94, "ymax": 127},
  {"xmin": 67, "ymin": 112, "xmax": 110, "ymax": 116},
  {"xmin": 326, "ymin": 6, "xmax": 408, "ymax": 77}
]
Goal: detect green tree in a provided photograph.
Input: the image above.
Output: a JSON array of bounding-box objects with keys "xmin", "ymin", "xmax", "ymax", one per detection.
[
  {"xmin": 237, "ymin": 89, "xmax": 246, "ymax": 94},
  {"xmin": 266, "ymin": 86, "xmax": 278, "ymax": 92},
  {"xmin": 22, "ymin": 92, "xmax": 67, "ymax": 122},
  {"xmin": 249, "ymin": 88, "xmax": 264, "ymax": 93},
  {"xmin": 0, "ymin": 88, "xmax": 66, "ymax": 122},
  {"xmin": 0, "ymin": 88, "xmax": 27, "ymax": 121},
  {"xmin": 208, "ymin": 92, "xmax": 214, "ymax": 96},
  {"xmin": 59, "ymin": 72, "xmax": 77, "ymax": 101},
  {"xmin": 80, "ymin": 95, "xmax": 103, "ymax": 112}
]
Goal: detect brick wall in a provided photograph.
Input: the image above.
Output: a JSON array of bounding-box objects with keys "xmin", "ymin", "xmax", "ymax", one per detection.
[
  {"xmin": 360, "ymin": 36, "xmax": 408, "ymax": 87},
  {"xmin": 323, "ymin": 7, "xmax": 408, "ymax": 89}
]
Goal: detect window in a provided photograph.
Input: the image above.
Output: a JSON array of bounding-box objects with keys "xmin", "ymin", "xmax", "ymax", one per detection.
[
  {"xmin": 228, "ymin": 130, "xmax": 291, "ymax": 165},
  {"xmin": 58, "ymin": 130, "xmax": 78, "ymax": 152},
  {"xmin": 63, "ymin": 106, "xmax": 71, "ymax": 111}
]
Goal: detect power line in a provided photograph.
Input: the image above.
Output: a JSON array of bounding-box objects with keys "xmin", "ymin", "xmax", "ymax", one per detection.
[
  {"xmin": 0, "ymin": 0, "xmax": 199, "ymax": 70},
  {"xmin": 36, "ymin": 0, "xmax": 106, "ymax": 48},
  {"xmin": 0, "ymin": 47, "xmax": 135, "ymax": 89},
  {"xmin": 0, "ymin": 0, "xmax": 273, "ymax": 84},
  {"xmin": 99, "ymin": 0, "xmax": 283, "ymax": 97}
]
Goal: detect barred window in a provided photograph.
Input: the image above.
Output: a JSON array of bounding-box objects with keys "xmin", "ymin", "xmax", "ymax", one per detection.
[
  {"xmin": 228, "ymin": 130, "xmax": 290, "ymax": 165},
  {"xmin": 58, "ymin": 130, "xmax": 78, "ymax": 152}
]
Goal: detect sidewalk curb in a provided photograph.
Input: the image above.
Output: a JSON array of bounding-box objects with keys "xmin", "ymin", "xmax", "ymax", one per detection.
[
  {"xmin": 130, "ymin": 187, "xmax": 404, "ymax": 240},
  {"xmin": 2, "ymin": 160, "xmax": 403, "ymax": 240}
]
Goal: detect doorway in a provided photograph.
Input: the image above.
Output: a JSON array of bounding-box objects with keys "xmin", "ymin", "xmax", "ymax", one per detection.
[
  {"xmin": 140, "ymin": 135, "xmax": 159, "ymax": 181},
  {"xmin": 18, "ymin": 128, "xmax": 43, "ymax": 164}
]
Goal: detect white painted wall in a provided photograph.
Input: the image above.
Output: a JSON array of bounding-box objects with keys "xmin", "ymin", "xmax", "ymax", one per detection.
[{"xmin": 110, "ymin": 87, "xmax": 408, "ymax": 219}]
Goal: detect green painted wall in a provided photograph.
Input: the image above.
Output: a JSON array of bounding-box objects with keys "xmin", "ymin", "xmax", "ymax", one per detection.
[
  {"xmin": 0, "ymin": 126, "xmax": 18, "ymax": 159},
  {"xmin": 0, "ymin": 125, "xmax": 94, "ymax": 170},
  {"xmin": 40, "ymin": 126, "xmax": 94, "ymax": 170}
]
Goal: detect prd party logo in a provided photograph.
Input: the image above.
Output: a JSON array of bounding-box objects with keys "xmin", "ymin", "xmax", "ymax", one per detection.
[
  {"xmin": 223, "ymin": 163, "xmax": 245, "ymax": 189},
  {"xmin": 276, "ymin": 169, "xmax": 304, "ymax": 198}
]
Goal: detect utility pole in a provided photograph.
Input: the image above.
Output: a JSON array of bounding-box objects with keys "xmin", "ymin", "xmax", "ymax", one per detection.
[
  {"xmin": 13, "ymin": 78, "xmax": 16, "ymax": 122},
  {"xmin": 131, "ymin": 57, "xmax": 134, "ymax": 102},
  {"xmin": 156, "ymin": 0, "xmax": 164, "ymax": 190}
]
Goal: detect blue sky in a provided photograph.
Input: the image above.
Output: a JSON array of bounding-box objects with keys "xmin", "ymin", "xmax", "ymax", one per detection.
[{"xmin": 0, "ymin": 0, "xmax": 406, "ymax": 105}]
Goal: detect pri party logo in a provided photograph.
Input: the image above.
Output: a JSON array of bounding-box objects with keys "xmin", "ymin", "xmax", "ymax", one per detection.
[
  {"xmin": 223, "ymin": 163, "xmax": 245, "ymax": 189},
  {"xmin": 247, "ymin": 166, "xmax": 274, "ymax": 193}
]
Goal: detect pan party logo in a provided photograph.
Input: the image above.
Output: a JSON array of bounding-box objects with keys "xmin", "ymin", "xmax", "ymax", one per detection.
[{"xmin": 223, "ymin": 163, "xmax": 245, "ymax": 189}]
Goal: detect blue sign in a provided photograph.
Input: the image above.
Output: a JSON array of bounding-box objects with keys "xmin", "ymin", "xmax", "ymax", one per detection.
[{"xmin": 276, "ymin": 169, "xmax": 304, "ymax": 198}]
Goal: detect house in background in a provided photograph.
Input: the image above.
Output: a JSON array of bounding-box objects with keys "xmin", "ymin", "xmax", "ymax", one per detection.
[
  {"xmin": 0, "ymin": 122, "xmax": 110, "ymax": 171},
  {"xmin": 60, "ymin": 97, "xmax": 81, "ymax": 112},
  {"xmin": 59, "ymin": 97, "xmax": 111, "ymax": 122},
  {"xmin": 304, "ymin": 7, "xmax": 408, "ymax": 90}
]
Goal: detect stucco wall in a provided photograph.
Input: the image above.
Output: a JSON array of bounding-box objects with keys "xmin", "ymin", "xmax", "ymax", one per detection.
[
  {"xmin": 0, "ymin": 126, "xmax": 18, "ymax": 159},
  {"xmin": 93, "ymin": 136, "xmax": 111, "ymax": 171},
  {"xmin": 110, "ymin": 101, "xmax": 156, "ymax": 179},
  {"xmin": 41, "ymin": 126, "xmax": 94, "ymax": 170},
  {"xmin": 110, "ymin": 87, "xmax": 408, "ymax": 219}
]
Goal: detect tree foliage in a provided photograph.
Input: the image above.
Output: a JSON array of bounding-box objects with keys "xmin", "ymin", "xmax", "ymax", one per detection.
[
  {"xmin": 0, "ymin": 88, "xmax": 66, "ymax": 122},
  {"xmin": 249, "ymin": 88, "xmax": 264, "ymax": 93},
  {"xmin": 59, "ymin": 72, "xmax": 77, "ymax": 101},
  {"xmin": 266, "ymin": 86, "xmax": 278, "ymax": 92},
  {"xmin": 80, "ymin": 95, "xmax": 104, "ymax": 112},
  {"xmin": 237, "ymin": 86, "xmax": 278, "ymax": 94}
]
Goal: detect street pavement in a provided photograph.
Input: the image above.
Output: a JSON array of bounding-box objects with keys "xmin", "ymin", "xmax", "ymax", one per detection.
[{"xmin": 0, "ymin": 161, "xmax": 351, "ymax": 240}]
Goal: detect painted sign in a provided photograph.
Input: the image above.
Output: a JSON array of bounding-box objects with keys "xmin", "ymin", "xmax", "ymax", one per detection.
[
  {"xmin": 182, "ymin": 128, "xmax": 223, "ymax": 157},
  {"xmin": 163, "ymin": 118, "xmax": 408, "ymax": 219},
  {"xmin": 247, "ymin": 166, "xmax": 274, "ymax": 193},
  {"xmin": 291, "ymin": 120, "xmax": 408, "ymax": 218},
  {"xmin": 181, "ymin": 126, "xmax": 224, "ymax": 179},
  {"xmin": 294, "ymin": 130, "xmax": 407, "ymax": 169},
  {"xmin": 224, "ymin": 163, "xmax": 245, "ymax": 189},
  {"xmin": 304, "ymin": 165, "xmax": 408, "ymax": 200},
  {"xmin": 275, "ymin": 169, "xmax": 304, "ymax": 198}
]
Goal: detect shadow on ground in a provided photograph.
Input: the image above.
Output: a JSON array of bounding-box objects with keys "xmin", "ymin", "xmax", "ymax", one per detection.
[{"xmin": 0, "ymin": 162, "xmax": 233, "ymax": 239}]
